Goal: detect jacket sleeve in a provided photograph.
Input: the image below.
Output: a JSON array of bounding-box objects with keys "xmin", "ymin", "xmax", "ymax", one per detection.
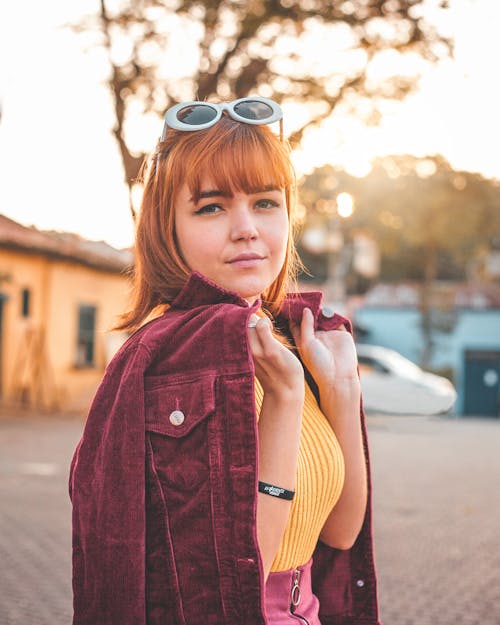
[{"xmin": 70, "ymin": 342, "xmax": 151, "ymax": 625}]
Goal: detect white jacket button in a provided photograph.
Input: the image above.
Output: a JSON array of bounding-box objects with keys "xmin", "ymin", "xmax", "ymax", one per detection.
[
  {"xmin": 169, "ymin": 410, "xmax": 185, "ymax": 426},
  {"xmin": 321, "ymin": 306, "xmax": 335, "ymax": 318}
]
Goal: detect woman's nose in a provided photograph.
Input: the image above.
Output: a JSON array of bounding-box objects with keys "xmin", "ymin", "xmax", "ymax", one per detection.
[{"xmin": 230, "ymin": 208, "xmax": 258, "ymax": 241}]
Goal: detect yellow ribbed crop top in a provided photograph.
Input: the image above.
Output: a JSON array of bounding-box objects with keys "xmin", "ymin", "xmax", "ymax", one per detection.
[{"xmin": 254, "ymin": 377, "xmax": 345, "ymax": 572}]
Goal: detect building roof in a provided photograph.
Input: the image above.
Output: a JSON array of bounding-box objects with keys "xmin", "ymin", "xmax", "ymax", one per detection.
[{"xmin": 0, "ymin": 214, "xmax": 133, "ymax": 273}]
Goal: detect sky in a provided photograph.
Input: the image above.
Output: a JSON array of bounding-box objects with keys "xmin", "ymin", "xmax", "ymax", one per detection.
[{"xmin": 1, "ymin": 0, "xmax": 500, "ymax": 249}]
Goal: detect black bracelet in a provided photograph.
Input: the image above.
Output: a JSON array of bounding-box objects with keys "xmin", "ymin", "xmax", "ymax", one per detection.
[{"xmin": 258, "ymin": 481, "xmax": 295, "ymax": 501}]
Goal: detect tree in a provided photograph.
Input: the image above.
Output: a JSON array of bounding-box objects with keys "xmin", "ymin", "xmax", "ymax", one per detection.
[
  {"xmin": 299, "ymin": 155, "xmax": 500, "ymax": 365},
  {"xmin": 75, "ymin": 0, "xmax": 451, "ymax": 218}
]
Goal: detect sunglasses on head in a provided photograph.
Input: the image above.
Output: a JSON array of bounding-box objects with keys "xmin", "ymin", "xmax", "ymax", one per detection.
[{"xmin": 160, "ymin": 96, "xmax": 283, "ymax": 142}]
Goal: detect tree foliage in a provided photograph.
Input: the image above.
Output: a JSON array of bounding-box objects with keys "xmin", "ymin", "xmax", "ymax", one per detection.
[
  {"xmin": 299, "ymin": 155, "xmax": 500, "ymax": 284},
  {"xmin": 75, "ymin": 0, "xmax": 451, "ymax": 214},
  {"xmin": 298, "ymin": 156, "xmax": 500, "ymax": 364}
]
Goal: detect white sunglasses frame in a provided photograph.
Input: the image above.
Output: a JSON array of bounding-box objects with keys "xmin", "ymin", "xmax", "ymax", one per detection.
[{"xmin": 160, "ymin": 96, "xmax": 283, "ymax": 142}]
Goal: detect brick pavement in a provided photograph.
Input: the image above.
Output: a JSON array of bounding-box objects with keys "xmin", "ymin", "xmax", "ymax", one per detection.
[
  {"xmin": 0, "ymin": 414, "xmax": 80, "ymax": 625},
  {"xmin": 0, "ymin": 412, "xmax": 499, "ymax": 625},
  {"xmin": 369, "ymin": 414, "xmax": 500, "ymax": 625}
]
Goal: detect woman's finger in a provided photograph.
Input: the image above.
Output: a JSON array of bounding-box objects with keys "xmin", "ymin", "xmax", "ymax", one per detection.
[
  {"xmin": 247, "ymin": 314, "xmax": 265, "ymax": 356},
  {"xmin": 248, "ymin": 315, "xmax": 280, "ymax": 360},
  {"xmin": 248, "ymin": 313, "xmax": 260, "ymax": 328},
  {"xmin": 255, "ymin": 316, "xmax": 272, "ymax": 332},
  {"xmin": 254, "ymin": 317, "xmax": 277, "ymax": 356},
  {"xmin": 247, "ymin": 313, "xmax": 260, "ymax": 329},
  {"xmin": 300, "ymin": 307, "xmax": 315, "ymax": 345}
]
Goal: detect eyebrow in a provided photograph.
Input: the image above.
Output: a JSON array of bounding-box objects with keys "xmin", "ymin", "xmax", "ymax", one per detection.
[
  {"xmin": 191, "ymin": 190, "xmax": 228, "ymax": 201},
  {"xmin": 190, "ymin": 185, "xmax": 281, "ymax": 202}
]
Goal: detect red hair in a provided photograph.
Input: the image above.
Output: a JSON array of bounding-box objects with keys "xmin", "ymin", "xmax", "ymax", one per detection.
[{"xmin": 115, "ymin": 115, "xmax": 302, "ymax": 331}]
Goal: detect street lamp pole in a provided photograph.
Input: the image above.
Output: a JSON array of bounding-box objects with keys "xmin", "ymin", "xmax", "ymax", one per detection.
[{"xmin": 325, "ymin": 192, "xmax": 354, "ymax": 307}]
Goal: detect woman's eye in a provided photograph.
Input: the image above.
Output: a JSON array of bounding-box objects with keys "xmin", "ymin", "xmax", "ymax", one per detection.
[
  {"xmin": 194, "ymin": 203, "xmax": 222, "ymax": 215},
  {"xmin": 255, "ymin": 199, "xmax": 279, "ymax": 210}
]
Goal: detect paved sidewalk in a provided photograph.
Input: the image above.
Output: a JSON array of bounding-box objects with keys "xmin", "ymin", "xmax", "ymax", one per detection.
[
  {"xmin": 0, "ymin": 414, "xmax": 80, "ymax": 625},
  {"xmin": 369, "ymin": 414, "xmax": 500, "ymax": 625},
  {"xmin": 0, "ymin": 412, "xmax": 499, "ymax": 625}
]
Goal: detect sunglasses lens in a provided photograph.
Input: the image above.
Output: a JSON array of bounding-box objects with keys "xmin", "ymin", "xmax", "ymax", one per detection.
[
  {"xmin": 234, "ymin": 100, "xmax": 274, "ymax": 121},
  {"xmin": 177, "ymin": 105, "xmax": 218, "ymax": 125}
]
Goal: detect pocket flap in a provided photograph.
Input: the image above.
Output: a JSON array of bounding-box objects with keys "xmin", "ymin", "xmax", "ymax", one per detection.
[{"xmin": 145, "ymin": 376, "xmax": 215, "ymax": 438}]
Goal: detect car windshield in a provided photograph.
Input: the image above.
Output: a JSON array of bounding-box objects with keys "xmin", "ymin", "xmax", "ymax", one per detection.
[{"xmin": 379, "ymin": 349, "xmax": 423, "ymax": 379}]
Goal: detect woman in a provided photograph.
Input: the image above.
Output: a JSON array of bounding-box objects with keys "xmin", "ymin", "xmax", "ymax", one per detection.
[{"xmin": 70, "ymin": 97, "xmax": 380, "ymax": 625}]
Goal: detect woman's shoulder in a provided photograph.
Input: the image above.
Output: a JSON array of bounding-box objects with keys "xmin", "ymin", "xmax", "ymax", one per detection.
[{"xmin": 125, "ymin": 301, "xmax": 249, "ymax": 361}]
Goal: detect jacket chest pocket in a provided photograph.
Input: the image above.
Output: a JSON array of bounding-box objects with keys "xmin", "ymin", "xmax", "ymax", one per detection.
[
  {"xmin": 144, "ymin": 375, "xmax": 216, "ymax": 492},
  {"xmin": 145, "ymin": 375, "xmax": 216, "ymax": 438}
]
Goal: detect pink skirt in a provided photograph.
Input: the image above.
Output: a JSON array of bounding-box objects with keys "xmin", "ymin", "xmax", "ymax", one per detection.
[{"xmin": 264, "ymin": 558, "xmax": 321, "ymax": 624}]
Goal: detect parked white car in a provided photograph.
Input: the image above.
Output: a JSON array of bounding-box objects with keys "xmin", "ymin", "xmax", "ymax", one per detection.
[{"xmin": 356, "ymin": 343, "xmax": 457, "ymax": 415}]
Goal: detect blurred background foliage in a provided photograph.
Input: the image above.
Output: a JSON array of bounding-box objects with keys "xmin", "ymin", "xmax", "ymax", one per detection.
[
  {"xmin": 298, "ymin": 155, "xmax": 500, "ymax": 288},
  {"xmin": 297, "ymin": 155, "xmax": 500, "ymax": 364}
]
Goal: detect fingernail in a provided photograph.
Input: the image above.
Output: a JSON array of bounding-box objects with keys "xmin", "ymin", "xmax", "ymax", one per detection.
[{"xmin": 248, "ymin": 314, "xmax": 260, "ymax": 328}]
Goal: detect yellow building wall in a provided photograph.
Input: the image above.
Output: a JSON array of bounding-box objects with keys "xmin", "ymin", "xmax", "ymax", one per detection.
[
  {"xmin": 0, "ymin": 250, "xmax": 47, "ymax": 404},
  {"xmin": 0, "ymin": 248, "xmax": 131, "ymax": 414}
]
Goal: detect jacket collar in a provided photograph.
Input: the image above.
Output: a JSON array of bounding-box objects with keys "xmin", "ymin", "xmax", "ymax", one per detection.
[
  {"xmin": 277, "ymin": 290, "xmax": 324, "ymax": 325},
  {"xmin": 170, "ymin": 271, "xmax": 254, "ymax": 309},
  {"xmin": 170, "ymin": 271, "xmax": 325, "ymax": 324}
]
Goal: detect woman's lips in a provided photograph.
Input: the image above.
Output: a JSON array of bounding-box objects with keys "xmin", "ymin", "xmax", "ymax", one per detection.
[
  {"xmin": 229, "ymin": 258, "xmax": 264, "ymax": 268},
  {"xmin": 227, "ymin": 253, "xmax": 265, "ymax": 268}
]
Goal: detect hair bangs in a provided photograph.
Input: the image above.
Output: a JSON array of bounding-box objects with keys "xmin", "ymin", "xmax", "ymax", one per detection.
[{"xmin": 180, "ymin": 120, "xmax": 294, "ymax": 202}]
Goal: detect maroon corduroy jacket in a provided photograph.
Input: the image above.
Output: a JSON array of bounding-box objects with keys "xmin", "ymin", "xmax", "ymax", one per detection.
[{"xmin": 69, "ymin": 271, "xmax": 381, "ymax": 625}]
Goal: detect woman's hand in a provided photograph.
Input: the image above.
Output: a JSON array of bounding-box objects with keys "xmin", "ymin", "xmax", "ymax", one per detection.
[
  {"xmin": 290, "ymin": 308, "xmax": 359, "ymax": 391},
  {"xmin": 291, "ymin": 309, "xmax": 366, "ymax": 551},
  {"xmin": 247, "ymin": 314, "xmax": 304, "ymax": 399}
]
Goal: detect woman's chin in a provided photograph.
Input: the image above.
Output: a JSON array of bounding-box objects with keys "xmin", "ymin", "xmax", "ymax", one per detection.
[
  {"xmin": 199, "ymin": 270, "xmax": 273, "ymax": 303},
  {"xmin": 223, "ymin": 278, "xmax": 267, "ymax": 301}
]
